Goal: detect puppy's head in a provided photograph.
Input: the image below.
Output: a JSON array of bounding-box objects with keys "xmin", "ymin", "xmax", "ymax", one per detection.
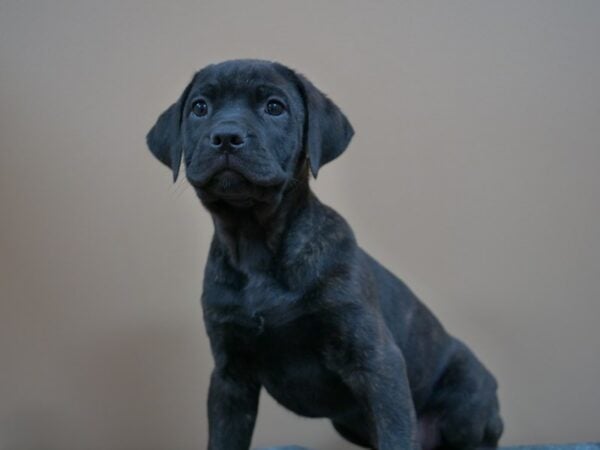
[{"xmin": 147, "ymin": 59, "xmax": 353, "ymax": 209}]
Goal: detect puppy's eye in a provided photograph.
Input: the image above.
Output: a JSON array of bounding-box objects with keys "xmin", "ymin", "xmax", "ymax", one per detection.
[
  {"xmin": 192, "ymin": 100, "xmax": 208, "ymax": 117},
  {"xmin": 265, "ymin": 99, "xmax": 285, "ymax": 116}
]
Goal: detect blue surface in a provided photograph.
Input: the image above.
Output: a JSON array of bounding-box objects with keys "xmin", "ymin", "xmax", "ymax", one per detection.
[
  {"xmin": 503, "ymin": 445, "xmax": 600, "ymax": 450},
  {"xmin": 256, "ymin": 447, "xmax": 313, "ymax": 450},
  {"xmin": 256, "ymin": 444, "xmax": 600, "ymax": 450},
  {"xmin": 255, "ymin": 447, "xmax": 313, "ymax": 450}
]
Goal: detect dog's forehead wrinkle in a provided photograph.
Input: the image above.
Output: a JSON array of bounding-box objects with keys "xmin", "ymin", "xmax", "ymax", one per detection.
[{"xmin": 192, "ymin": 60, "xmax": 294, "ymax": 100}]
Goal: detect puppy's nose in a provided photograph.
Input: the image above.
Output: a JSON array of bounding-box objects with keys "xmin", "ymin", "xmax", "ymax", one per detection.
[{"xmin": 209, "ymin": 124, "xmax": 247, "ymax": 152}]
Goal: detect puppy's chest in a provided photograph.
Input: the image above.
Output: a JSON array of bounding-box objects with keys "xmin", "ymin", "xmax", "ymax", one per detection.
[
  {"xmin": 205, "ymin": 274, "xmax": 354, "ymax": 417},
  {"xmin": 204, "ymin": 268, "xmax": 308, "ymax": 331},
  {"xmin": 253, "ymin": 318, "xmax": 354, "ymax": 418}
]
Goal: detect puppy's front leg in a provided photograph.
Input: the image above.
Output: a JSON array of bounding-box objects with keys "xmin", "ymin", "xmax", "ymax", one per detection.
[
  {"xmin": 207, "ymin": 369, "xmax": 260, "ymax": 450},
  {"xmin": 332, "ymin": 333, "xmax": 419, "ymax": 450}
]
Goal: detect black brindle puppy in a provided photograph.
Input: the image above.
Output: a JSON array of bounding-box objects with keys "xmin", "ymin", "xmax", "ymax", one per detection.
[{"xmin": 147, "ymin": 60, "xmax": 503, "ymax": 450}]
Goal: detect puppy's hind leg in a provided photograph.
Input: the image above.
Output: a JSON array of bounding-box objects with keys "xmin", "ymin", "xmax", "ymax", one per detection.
[
  {"xmin": 427, "ymin": 344, "xmax": 503, "ymax": 450},
  {"xmin": 481, "ymin": 410, "xmax": 504, "ymax": 448}
]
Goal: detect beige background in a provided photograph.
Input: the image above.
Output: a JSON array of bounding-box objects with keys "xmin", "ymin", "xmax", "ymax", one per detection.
[{"xmin": 1, "ymin": 1, "xmax": 599, "ymax": 449}]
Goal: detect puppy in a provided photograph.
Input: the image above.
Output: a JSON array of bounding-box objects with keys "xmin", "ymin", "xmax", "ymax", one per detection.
[{"xmin": 147, "ymin": 59, "xmax": 503, "ymax": 450}]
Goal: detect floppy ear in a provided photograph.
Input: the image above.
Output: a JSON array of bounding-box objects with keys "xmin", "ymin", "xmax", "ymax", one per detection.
[
  {"xmin": 146, "ymin": 80, "xmax": 193, "ymax": 182},
  {"xmin": 296, "ymin": 73, "xmax": 354, "ymax": 178}
]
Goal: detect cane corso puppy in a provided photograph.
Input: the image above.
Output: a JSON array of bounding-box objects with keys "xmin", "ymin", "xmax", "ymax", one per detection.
[{"xmin": 147, "ymin": 59, "xmax": 503, "ymax": 450}]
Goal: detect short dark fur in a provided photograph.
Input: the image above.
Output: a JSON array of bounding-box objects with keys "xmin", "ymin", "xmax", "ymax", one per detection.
[{"xmin": 147, "ymin": 60, "xmax": 503, "ymax": 450}]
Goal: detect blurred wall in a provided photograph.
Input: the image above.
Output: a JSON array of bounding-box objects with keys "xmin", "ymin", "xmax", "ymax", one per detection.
[{"xmin": 1, "ymin": 1, "xmax": 599, "ymax": 449}]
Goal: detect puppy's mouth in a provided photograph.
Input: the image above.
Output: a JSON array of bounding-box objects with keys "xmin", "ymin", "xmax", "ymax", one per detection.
[
  {"xmin": 188, "ymin": 153, "xmax": 287, "ymax": 190},
  {"xmin": 194, "ymin": 168, "xmax": 267, "ymax": 208},
  {"xmin": 205, "ymin": 169, "xmax": 251, "ymax": 195}
]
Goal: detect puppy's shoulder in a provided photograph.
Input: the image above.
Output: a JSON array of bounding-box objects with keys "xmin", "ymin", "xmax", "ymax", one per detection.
[
  {"xmin": 285, "ymin": 197, "xmax": 355, "ymax": 258},
  {"xmin": 278, "ymin": 196, "xmax": 358, "ymax": 287}
]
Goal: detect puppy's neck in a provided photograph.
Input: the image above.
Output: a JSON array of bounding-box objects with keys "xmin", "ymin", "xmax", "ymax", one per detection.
[{"xmin": 209, "ymin": 172, "xmax": 312, "ymax": 273}]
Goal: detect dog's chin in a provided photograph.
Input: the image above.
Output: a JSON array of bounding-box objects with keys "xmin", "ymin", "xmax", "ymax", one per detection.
[
  {"xmin": 207, "ymin": 169, "xmax": 250, "ymax": 191},
  {"xmin": 195, "ymin": 169, "xmax": 273, "ymax": 208}
]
